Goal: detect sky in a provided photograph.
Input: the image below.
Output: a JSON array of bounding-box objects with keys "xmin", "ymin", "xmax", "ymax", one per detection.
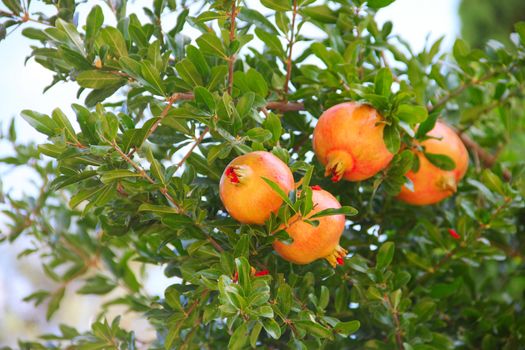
[{"xmin": 0, "ymin": 0, "xmax": 460, "ymax": 345}]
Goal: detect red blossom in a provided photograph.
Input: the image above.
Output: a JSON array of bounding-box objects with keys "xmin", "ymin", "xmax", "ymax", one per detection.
[
  {"xmin": 254, "ymin": 269, "xmax": 270, "ymax": 277},
  {"xmin": 232, "ymin": 271, "xmax": 239, "ymax": 283},
  {"xmin": 336, "ymin": 257, "xmax": 344, "ymax": 265},
  {"xmin": 448, "ymin": 228, "xmax": 460, "ymax": 240},
  {"xmin": 311, "ymin": 185, "xmax": 322, "ymax": 191}
]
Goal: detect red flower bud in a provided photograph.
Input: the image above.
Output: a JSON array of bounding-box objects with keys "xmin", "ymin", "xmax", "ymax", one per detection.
[
  {"xmin": 311, "ymin": 185, "xmax": 322, "ymax": 191},
  {"xmin": 254, "ymin": 269, "xmax": 269, "ymax": 277},
  {"xmin": 448, "ymin": 228, "xmax": 460, "ymax": 240},
  {"xmin": 336, "ymin": 257, "xmax": 344, "ymax": 265},
  {"xmin": 232, "ymin": 271, "xmax": 239, "ymax": 283}
]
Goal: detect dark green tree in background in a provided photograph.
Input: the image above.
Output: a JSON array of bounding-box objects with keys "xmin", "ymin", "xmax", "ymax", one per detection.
[
  {"xmin": 0, "ymin": 0, "xmax": 525, "ymax": 349},
  {"xmin": 460, "ymin": 0, "xmax": 525, "ymax": 47}
]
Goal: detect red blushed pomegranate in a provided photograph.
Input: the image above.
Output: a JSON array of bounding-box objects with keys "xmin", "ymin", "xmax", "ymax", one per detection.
[
  {"xmin": 219, "ymin": 151, "xmax": 294, "ymax": 225},
  {"xmin": 313, "ymin": 102, "xmax": 394, "ymax": 182},
  {"xmin": 273, "ymin": 187, "xmax": 347, "ymax": 267},
  {"xmin": 397, "ymin": 121, "xmax": 469, "ymax": 205}
]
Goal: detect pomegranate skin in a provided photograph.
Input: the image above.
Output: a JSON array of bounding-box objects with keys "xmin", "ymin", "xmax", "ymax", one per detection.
[
  {"xmin": 397, "ymin": 121, "xmax": 469, "ymax": 205},
  {"xmin": 273, "ymin": 188, "xmax": 347, "ymax": 267},
  {"xmin": 219, "ymin": 151, "xmax": 294, "ymax": 225},
  {"xmin": 313, "ymin": 102, "xmax": 394, "ymax": 182}
]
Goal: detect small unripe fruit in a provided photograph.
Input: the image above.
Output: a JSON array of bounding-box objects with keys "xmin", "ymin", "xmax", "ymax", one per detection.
[
  {"xmin": 397, "ymin": 121, "xmax": 469, "ymax": 205},
  {"xmin": 273, "ymin": 186, "xmax": 347, "ymax": 267},
  {"xmin": 219, "ymin": 151, "xmax": 294, "ymax": 225},
  {"xmin": 313, "ymin": 102, "xmax": 394, "ymax": 182}
]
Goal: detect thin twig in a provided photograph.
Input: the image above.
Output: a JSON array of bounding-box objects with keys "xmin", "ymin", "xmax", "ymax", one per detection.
[
  {"xmin": 174, "ymin": 127, "xmax": 210, "ymax": 171},
  {"xmin": 283, "ymin": 0, "xmax": 298, "ymax": 98},
  {"xmin": 428, "ymin": 72, "xmax": 497, "ymax": 113},
  {"xmin": 127, "ymin": 93, "xmax": 192, "ymax": 157},
  {"xmin": 384, "ymin": 294, "xmax": 404, "ymax": 350},
  {"xmin": 110, "ymin": 140, "xmax": 182, "ymax": 212}
]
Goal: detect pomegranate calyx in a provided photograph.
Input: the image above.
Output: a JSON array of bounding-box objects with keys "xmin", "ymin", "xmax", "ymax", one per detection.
[
  {"xmin": 324, "ymin": 150, "xmax": 354, "ymax": 183},
  {"xmin": 325, "ymin": 244, "xmax": 348, "ymax": 268},
  {"xmin": 437, "ymin": 175, "xmax": 457, "ymax": 194},
  {"xmin": 225, "ymin": 165, "xmax": 250, "ymax": 185}
]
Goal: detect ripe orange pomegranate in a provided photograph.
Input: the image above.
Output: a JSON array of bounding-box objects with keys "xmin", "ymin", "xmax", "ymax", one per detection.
[
  {"xmin": 313, "ymin": 102, "xmax": 394, "ymax": 182},
  {"xmin": 397, "ymin": 121, "xmax": 469, "ymax": 205},
  {"xmin": 273, "ymin": 186, "xmax": 347, "ymax": 267},
  {"xmin": 219, "ymin": 151, "xmax": 294, "ymax": 225}
]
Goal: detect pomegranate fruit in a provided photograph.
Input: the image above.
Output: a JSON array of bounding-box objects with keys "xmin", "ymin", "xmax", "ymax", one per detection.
[
  {"xmin": 219, "ymin": 151, "xmax": 294, "ymax": 225},
  {"xmin": 313, "ymin": 102, "xmax": 394, "ymax": 182},
  {"xmin": 273, "ymin": 186, "xmax": 347, "ymax": 267},
  {"xmin": 397, "ymin": 121, "xmax": 469, "ymax": 205}
]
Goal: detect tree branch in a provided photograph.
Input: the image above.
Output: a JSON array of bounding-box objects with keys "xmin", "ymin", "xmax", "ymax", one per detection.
[
  {"xmin": 384, "ymin": 294, "xmax": 404, "ymax": 350},
  {"xmin": 428, "ymin": 72, "xmax": 497, "ymax": 113},
  {"xmin": 110, "ymin": 140, "xmax": 183, "ymax": 212},
  {"xmin": 127, "ymin": 93, "xmax": 192, "ymax": 157}
]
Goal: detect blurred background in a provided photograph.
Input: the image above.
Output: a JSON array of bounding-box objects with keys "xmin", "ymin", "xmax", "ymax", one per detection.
[{"xmin": 0, "ymin": 0, "xmax": 523, "ymax": 346}]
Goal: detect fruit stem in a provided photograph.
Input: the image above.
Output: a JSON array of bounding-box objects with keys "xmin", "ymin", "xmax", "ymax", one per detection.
[
  {"xmin": 325, "ymin": 245, "xmax": 348, "ymax": 268},
  {"xmin": 325, "ymin": 150, "xmax": 354, "ymax": 182}
]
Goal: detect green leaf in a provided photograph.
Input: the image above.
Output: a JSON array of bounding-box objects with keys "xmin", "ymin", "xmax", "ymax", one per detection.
[
  {"xmin": 481, "ymin": 169, "xmax": 505, "ymax": 196},
  {"xmin": 334, "ymin": 320, "xmax": 360, "ymax": 337},
  {"xmin": 396, "ymin": 104, "xmax": 428, "ymax": 124},
  {"xmin": 146, "ymin": 148, "xmax": 165, "ymax": 185},
  {"xmin": 77, "ymin": 275, "xmax": 116, "ymax": 295},
  {"xmin": 295, "ymin": 320, "xmax": 333, "ymax": 340},
  {"xmin": 416, "ymin": 113, "xmax": 438, "ymax": 138},
  {"xmin": 21, "ymin": 110, "xmax": 57, "ymax": 136},
  {"xmin": 235, "ymin": 257, "xmax": 252, "ymax": 292},
  {"xmin": 262, "ymin": 319, "xmax": 282, "ymax": 339},
  {"xmin": 176, "ymin": 59, "xmax": 203, "ymax": 87},
  {"xmin": 310, "ymin": 206, "xmax": 358, "ymax": 219},
  {"xmin": 383, "ymin": 124, "xmax": 400, "ymax": 154},
  {"xmin": 374, "ymin": 67, "xmax": 393, "ymax": 96},
  {"xmin": 239, "ymin": 8, "xmax": 279, "ymax": 34},
  {"xmin": 260, "ymin": 0, "xmax": 291, "ymax": 11},
  {"xmin": 250, "ymin": 322, "xmax": 263, "ymax": 348},
  {"xmin": 47, "ymin": 288, "xmax": 65, "ymax": 320},
  {"xmin": 376, "ymin": 242, "xmax": 395, "ymax": 270},
  {"xmin": 424, "ymin": 152, "xmax": 456, "ymax": 171},
  {"xmin": 100, "ymin": 169, "xmax": 141, "ymax": 183},
  {"xmin": 246, "ymin": 127, "xmax": 272, "ymax": 143},
  {"xmin": 300, "ymin": 5, "xmax": 338, "ymax": 23},
  {"xmin": 140, "ymin": 60, "xmax": 165, "ymax": 96},
  {"xmin": 229, "ymin": 323, "xmax": 248, "ymax": 350},
  {"xmin": 194, "ymin": 86, "xmax": 216, "ymax": 112},
  {"xmin": 255, "ymin": 28, "xmax": 285, "ymax": 57},
  {"xmin": 196, "ymin": 33, "xmax": 228, "ymax": 59},
  {"xmin": 138, "ymin": 203, "xmax": 180, "ymax": 214},
  {"xmin": 76, "ymin": 70, "xmax": 125, "ymax": 89},
  {"xmin": 55, "ymin": 19, "xmax": 85, "ymax": 55},
  {"xmin": 50, "ymin": 171, "xmax": 98, "ymax": 191},
  {"xmin": 99, "ymin": 27, "xmax": 128, "ymax": 58},
  {"xmin": 367, "ymin": 0, "xmax": 396, "ymax": 9},
  {"xmin": 261, "ymin": 177, "xmax": 294, "ymax": 210},
  {"xmin": 86, "ymin": 5, "xmax": 104, "ymax": 43}
]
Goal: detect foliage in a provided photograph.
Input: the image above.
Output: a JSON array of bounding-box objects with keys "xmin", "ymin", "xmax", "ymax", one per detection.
[
  {"xmin": 459, "ymin": 0, "xmax": 525, "ymax": 48},
  {"xmin": 1, "ymin": 0, "xmax": 525, "ymax": 349}
]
